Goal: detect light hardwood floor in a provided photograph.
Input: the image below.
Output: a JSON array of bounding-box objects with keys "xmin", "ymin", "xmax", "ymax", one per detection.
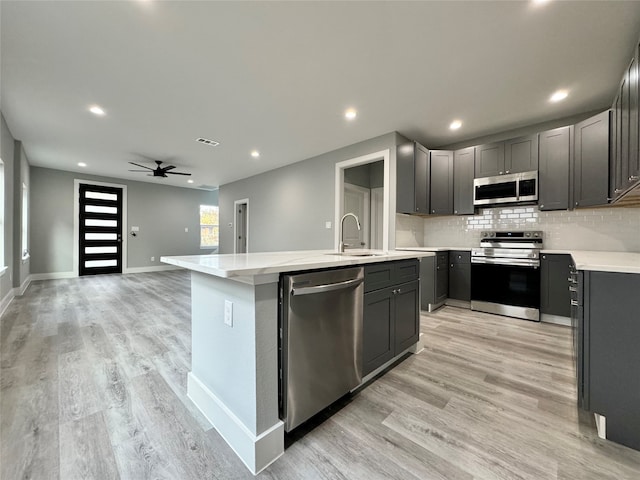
[{"xmin": 2, "ymin": 271, "xmax": 640, "ymax": 479}]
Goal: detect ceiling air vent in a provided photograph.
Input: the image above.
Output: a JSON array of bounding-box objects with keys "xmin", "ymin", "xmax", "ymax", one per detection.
[
  {"xmin": 196, "ymin": 137, "xmax": 220, "ymax": 147},
  {"xmin": 197, "ymin": 184, "xmax": 218, "ymax": 191}
]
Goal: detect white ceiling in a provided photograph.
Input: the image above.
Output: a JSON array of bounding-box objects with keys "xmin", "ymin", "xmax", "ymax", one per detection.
[{"xmin": 2, "ymin": 1, "xmax": 640, "ymax": 190}]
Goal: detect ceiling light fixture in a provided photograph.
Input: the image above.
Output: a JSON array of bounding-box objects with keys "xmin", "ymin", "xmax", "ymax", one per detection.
[
  {"xmin": 550, "ymin": 90, "xmax": 568, "ymax": 102},
  {"xmin": 196, "ymin": 137, "xmax": 219, "ymax": 147},
  {"xmin": 251, "ymin": 150, "xmax": 260, "ymax": 158},
  {"xmin": 345, "ymin": 108, "xmax": 357, "ymax": 120},
  {"xmin": 449, "ymin": 120, "xmax": 462, "ymax": 130},
  {"xmin": 89, "ymin": 105, "xmax": 105, "ymax": 116},
  {"xmin": 78, "ymin": 162, "xmax": 87, "ymax": 167}
]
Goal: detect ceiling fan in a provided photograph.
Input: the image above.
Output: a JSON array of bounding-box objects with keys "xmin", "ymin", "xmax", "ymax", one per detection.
[{"xmin": 128, "ymin": 160, "xmax": 191, "ymax": 178}]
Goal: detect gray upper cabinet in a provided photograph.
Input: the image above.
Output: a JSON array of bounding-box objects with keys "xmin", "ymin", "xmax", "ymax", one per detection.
[
  {"xmin": 474, "ymin": 142, "xmax": 505, "ymax": 177},
  {"xmin": 538, "ymin": 126, "xmax": 571, "ymax": 211},
  {"xmin": 611, "ymin": 48, "xmax": 640, "ymax": 200},
  {"xmin": 504, "ymin": 134, "xmax": 539, "ymax": 173},
  {"xmin": 453, "ymin": 147, "xmax": 475, "ymax": 215},
  {"xmin": 429, "ymin": 150, "xmax": 454, "ymax": 215},
  {"xmin": 396, "ymin": 142, "xmax": 429, "ymax": 214},
  {"xmin": 574, "ymin": 110, "xmax": 611, "ymax": 208}
]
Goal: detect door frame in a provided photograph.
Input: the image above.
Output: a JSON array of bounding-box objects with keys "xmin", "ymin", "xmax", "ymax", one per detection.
[
  {"xmin": 73, "ymin": 179, "xmax": 128, "ymax": 277},
  {"xmin": 233, "ymin": 198, "xmax": 249, "ymax": 254},
  {"xmin": 343, "ymin": 182, "xmax": 371, "ymax": 248},
  {"xmin": 334, "ymin": 149, "xmax": 394, "ymax": 251}
]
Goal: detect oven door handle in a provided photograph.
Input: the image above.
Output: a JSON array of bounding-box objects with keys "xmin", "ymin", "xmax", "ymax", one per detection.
[{"xmin": 471, "ymin": 257, "xmax": 540, "ymax": 268}]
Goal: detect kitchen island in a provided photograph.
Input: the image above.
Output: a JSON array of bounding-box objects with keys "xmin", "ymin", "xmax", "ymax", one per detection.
[{"xmin": 160, "ymin": 250, "xmax": 433, "ymax": 474}]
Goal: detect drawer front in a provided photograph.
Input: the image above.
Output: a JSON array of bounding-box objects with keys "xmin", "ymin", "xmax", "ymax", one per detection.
[
  {"xmin": 394, "ymin": 259, "xmax": 419, "ymax": 284},
  {"xmin": 449, "ymin": 250, "xmax": 470, "ymax": 265},
  {"xmin": 364, "ymin": 263, "xmax": 394, "ymax": 293}
]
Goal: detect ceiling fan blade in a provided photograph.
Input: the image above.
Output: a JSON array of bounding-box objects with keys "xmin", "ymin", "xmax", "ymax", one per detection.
[
  {"xmin": 166, "ymin": 171, "xmax": 191, "ymax": 176},
  {"xmin": 128, "ymin": 162, "xmax": 154, "ymax": 170},
  {"xmin": 161, "ymin": 165, "xmax": 177, "ymax": 171},
  {"xmin": 128, "ymin": 169, "xmax": 151, "ymax": 172}
]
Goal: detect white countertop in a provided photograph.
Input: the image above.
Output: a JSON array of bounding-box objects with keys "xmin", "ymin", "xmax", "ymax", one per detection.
[
  {"xmin": 396, "ymin": 246, "xmax": 472, "ymax": 252},
  {"xmin": 542, "ymin": 250, "xmax": 640, "ymax": 274},
  {"xmin": 161, "ymin": 249, "xmax": 435, "ymax": 279}
]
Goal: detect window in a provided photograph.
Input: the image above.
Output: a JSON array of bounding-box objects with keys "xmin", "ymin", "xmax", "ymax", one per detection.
[
  {"xmin": 200, "ymin": 205, "xmax": 219, "ymax": 248},
  {"xmin": 22, "ymin": 182, "xmax": 29, "ymax": 258}
]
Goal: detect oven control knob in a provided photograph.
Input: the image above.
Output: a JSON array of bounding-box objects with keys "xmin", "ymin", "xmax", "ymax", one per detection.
[
  {"xmin": 533, "ymin": 232, "xmax": 539, "ymax": 237},
  {"xmin": 525, "ymin": 232, "xmax": 531, "ymax": 237}
]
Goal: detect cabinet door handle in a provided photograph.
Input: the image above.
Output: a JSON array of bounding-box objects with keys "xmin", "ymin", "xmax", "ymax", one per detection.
[
  {"xmin": 451, "ymin": 264, "xmax": 454, "ymax": 267},
  {"xmin": 615, "ymin": 188, "xmax": 622, "ymax": 193},
  {"xmin": 569, "ymin": 286, "xmax": 577, "ymax": 292},
  {"xmin": 630, "ymin": 175, "xmax": 639, "ymax": 181},
  {"xmin": 571, "ymin": 300, "xmax": 579, "ymax": 306},
  {"xmin": 506, "ymin": 170, "xmax": 510, "ymax": 174},
  {"xmin": 397, "ymin": 288, "xmax": 402, "ymax": 294},
  {"xmin": 499, "ymin": 171, "xmax": 504, "ymax": 175}
]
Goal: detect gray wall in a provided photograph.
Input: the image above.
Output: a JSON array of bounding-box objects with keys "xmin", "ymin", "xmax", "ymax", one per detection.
[
  {"xmin": 0, "ymin": 114, "xmax": 16, "ymax": 302},
  {"xmin": 344, "ymin": 160, "xmax": 384, "ymax": 189},
  {"xmin": 30, "ymin": 167, "xmax": 218, "ymax": 274},
  {"xmin": 218, "ymin": 132, "xmax": 401, "ymax": 254}
]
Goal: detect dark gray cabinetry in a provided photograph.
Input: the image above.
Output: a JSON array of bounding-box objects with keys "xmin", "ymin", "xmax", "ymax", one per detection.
[
  {"xmin": 579, "ymin": 271, "xmax": 640, "ymax": 451},
  {"xmin": 435, "ymin": 252, "xmax": 449, "ymax": 305},
  {"xmin": 453, "ymin": 147, "xmax": 475, "ymax": 215},
  {"xmin": 538, "ymin": 126, "xmax": 572, "ymax": 211},
  {"xmin": 573, "ymin": 110, "xmax": 611, "ymax": 208},
  {"xmin": 611, "ymin": 49, "xmax": 640, "ymax": 200},
  {"xmin": 474, "ymin": 142, "xmax": 505, "ymax": 177},
  {"xmin": 448, "ymin": 251, "xmax": 471, "ymax": 302},
  {"xmin": 421, "ymin": 252, "xmax": 449, "ymax": 310},
  {"xmin": 429, "ymin": 150, "xmax": 454, "ymax": 215},
  {"xmin": 540, "ymin": 254, "xmax": 571, "ymax": 318},
  {"xmin": 397, "ymin": 142, "xmax": 429, "ymax": 214},
  {"xmin": 504, "ymin": 134, "xmax": 539, "ymax": 173},
  {"xmin": 363, "ymin": 260, "xmax": 420, "ymax": 376}
]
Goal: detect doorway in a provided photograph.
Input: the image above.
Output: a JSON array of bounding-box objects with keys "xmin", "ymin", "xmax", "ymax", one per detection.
[
  {"xmin": 234, "ymin": 199, "xmax": 249, "ymax": 254},
  {"xmin": 78, "ymin": 183, "xmax": 123, "ymax": 275}
]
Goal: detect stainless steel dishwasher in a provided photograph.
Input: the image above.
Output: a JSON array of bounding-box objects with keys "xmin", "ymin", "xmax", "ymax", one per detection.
[{"xmin": 280, "ymin": 266, "xmax": 364, "ymax": 432}]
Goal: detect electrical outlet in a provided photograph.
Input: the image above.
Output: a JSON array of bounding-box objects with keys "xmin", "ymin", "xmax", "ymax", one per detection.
[
  {"xmin": 184, "ymin": 227, "xmax": 189, "ymax": 233},
  {"xmin": 150, "ymin": 256, "xmax": 155, "ymax": 262},
  {"xmin": 224, "ymin": 300, "xmax": 233, "ymax": 327}
]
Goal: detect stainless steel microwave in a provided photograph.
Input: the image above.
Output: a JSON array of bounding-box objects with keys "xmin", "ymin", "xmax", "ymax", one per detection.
[{"xmin": 473, "ymin": 171, "xmax": 538, "ymax": 206}]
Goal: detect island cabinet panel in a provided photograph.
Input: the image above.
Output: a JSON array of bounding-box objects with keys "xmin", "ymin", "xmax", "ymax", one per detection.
[
  {"xmin": 540, "ymin": 254, "xmax": 571, "ymax": 317},
  {"xmin": 429, "ymin": 150, "xmax": 454, "ymax": 215},
  {"xmin": 573, "ymin": 110, "xmax": 611, "ymax": 208},
  {"xmin": 397, "ymin": 141, "xmax": 429, "ymax": 214},
  {"xmin": 435, "ymin": 251, "xmax": 449, "ymax": 305},
  {"xmin": 583, "ymin": 271, "xmax": 640, "ymax": 451},
  {"xmin": 538, "ymin": 126, "xmax": 571, "ymax": 211},
  {"xmin": 504, "ymin": 133, "xmax": 539, "ymax": 173},
  {"xmin": 453, "ymin": 147, "xmax": 475, "ymax": 215},
  {"xmin": 363, "ymin": 259, "xmax": 420, "ymax": 376},
  {"xmin": 475, "ymin": 142, "xmax": 505, "ymax": 178}
]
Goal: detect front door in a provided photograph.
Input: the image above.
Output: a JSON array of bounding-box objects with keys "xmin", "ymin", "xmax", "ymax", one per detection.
[{"xmin": 79, "ymin": 183, "xmax": 123, "ymax": 276}]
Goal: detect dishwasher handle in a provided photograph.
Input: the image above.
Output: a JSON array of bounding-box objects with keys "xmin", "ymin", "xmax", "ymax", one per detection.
[{"xmin": 291, "ymin": 277, "xmax": 363, "ymax": 296}]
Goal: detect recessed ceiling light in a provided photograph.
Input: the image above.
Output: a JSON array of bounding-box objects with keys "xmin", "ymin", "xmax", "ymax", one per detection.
[
  {"xmin": 187, "ymin": 179, "xmax": 194, "ymax": 184},
  {"xmin": 532, "ymin": 0, "xmax": 551, "ymax": 5},
  {"xmin": 251, "ymin": 150, "xmax": 260, "ymax": 158},
  {"xmin": 550, "ymin": 90, "xmax": 568, "ymax": 102},
  {"xmin": 78, "ymin": 162, "xmax": 87, "ymax": 167},
  {"xmin": 345, "ymin": 108, "xmax": 357, "ymax": 120},
  {"xmin": 89, "ymin": 105, "xmax": 105, "ymax": 116},
  {"xmin": 449, "ymin": 120, "xmax": 462, "ymax": 130}
]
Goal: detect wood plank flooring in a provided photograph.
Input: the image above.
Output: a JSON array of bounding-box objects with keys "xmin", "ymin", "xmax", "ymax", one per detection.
[{"xmin": 2, "ymin": 270, "xmax": 640, "ymax": 479}]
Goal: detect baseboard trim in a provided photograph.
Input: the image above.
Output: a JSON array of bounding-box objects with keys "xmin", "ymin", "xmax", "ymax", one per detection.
[
  {"xmin": 0, "ymin": 288, "xmax": 15, "ymax": 318},
  {"xmin": 125, "ymin": 265, "xmax": 182, "ymax": 274},
  {"xmin": 30, "ymin": 272, "xmax": 76, "ymax": 281},
  {"xmin": 540, "ymin": 313, "xmax": 571, "ymax": 327},
  {"xmin": 15, "ymin": 275, "xmax": 31, "ymax": 296},
  {"xmin": 187, "ymin": 372, "xmax": 284, "ymax": 475}
]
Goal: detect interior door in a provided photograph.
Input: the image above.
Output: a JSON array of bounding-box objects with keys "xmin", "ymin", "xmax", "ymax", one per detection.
[
  {"xmin": 79, "ymin": 183, "xmax": 123, "ymax": 275},
  {"xmin": 235, "ymin": 202, "xmax": 248, "ymax": 253},
  {"xmin": 343, "ymin": 183, "xmax": 370, "ymax": 249}
]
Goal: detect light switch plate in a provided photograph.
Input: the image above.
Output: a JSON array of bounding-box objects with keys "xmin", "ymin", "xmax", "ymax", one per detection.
[
  {"xmin": 131, "ymin": 226, "xmax": 140, "ymax": 232},
  {"xmin": 224, "ymin": 300, "xmax": 233, "ymax": 327},
  {"xmin": 325, "ymin": 221, "xmax": 332, "ymax": 229},
  {"xmin": 184, "ymin": 227, "xmax": 189, "ymax": 233}
]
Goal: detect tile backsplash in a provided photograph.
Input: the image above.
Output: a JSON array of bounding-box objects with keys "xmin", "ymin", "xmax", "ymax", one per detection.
[{"xmin": 396, "ymin": 206, "xmax": 640, "ymax": 252}]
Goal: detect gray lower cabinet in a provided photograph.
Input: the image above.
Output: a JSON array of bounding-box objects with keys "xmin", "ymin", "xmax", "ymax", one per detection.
[
  {"xmin": 540, "ymin": 254, "xmax": 571, "ymax": 318},
  {"xmin": 578, "ymin": 270, "xmax": 640, "ymax": 451},
  {"xmin": 363, "ymin": 260, "xmax": 420, "ymax": 376},
  {"xmin": 573, "ymin": 110, "xmax": 611, "ymax": 208},
  {"xmin": 453, "ymin": 147, "xmax": 475, "ymax": 215},
  {"xmin": 429, "ymin": 150, "xmax": 454, "ymax": 215},
  {"xmin": 420, "ymin": 252, "xmax": 449, "ymax": 310},
  {"xmin": 538, "ymin": 126, "xmax": 572, "ymax": 211},
  {"xmin": 448, "ymin": 251, "xmax": 471, "ymax": 302}
]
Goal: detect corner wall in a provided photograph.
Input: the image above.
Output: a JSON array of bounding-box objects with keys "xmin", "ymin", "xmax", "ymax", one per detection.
[
  {"xmin": 0, "ymin": 114, "xmax": 16, "ymax": 305},
  {"xmin": 30, "ymin": 167, "xmax": 218, "ymax": 274}
]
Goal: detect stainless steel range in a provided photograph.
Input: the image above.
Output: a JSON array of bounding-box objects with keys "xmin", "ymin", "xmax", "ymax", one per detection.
[{"xmin": 470, "ymin": 230, "xmax": 543, "ymax": 321}]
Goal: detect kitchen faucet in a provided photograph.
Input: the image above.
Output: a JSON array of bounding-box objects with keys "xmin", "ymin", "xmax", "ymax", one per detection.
[{"xmin": 339, "ymin": 212, "xmax": 361, "ymax": 253}]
